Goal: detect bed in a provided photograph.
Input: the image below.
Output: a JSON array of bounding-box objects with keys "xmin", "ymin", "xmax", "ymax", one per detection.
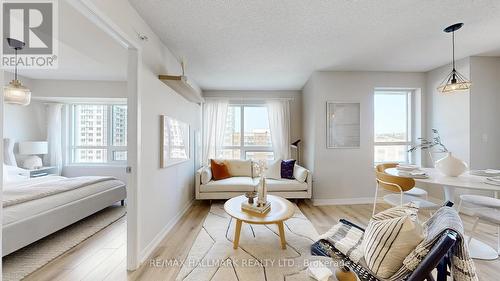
[{"xmin": 2, "ymin": 170, "xmax": 126, "ymax": 256}]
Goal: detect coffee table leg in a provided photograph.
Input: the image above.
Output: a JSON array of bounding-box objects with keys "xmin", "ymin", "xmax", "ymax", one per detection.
[
  {"xmin": 277, "ymin": 221, "xmax": 286, "ymax": 249},
  {"xmin": 233, "ymin": 219, "xmax": 243, "ymax": 249}
]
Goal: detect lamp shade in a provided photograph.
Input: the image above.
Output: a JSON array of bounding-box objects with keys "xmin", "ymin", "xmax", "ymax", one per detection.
[
  {"xmin": 19, "ymin": 141, "xmax": 48, "ymax": 155},
  {"xmin": 4, "ymin": 80, "xmax": 31, "ymax": 106}
]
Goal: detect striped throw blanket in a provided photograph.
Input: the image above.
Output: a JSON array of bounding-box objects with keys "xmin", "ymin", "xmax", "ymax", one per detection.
[
  {"xmin": 317, "ymin": 206, "xmax": 478, "ymax": 281},
  {"xmin": 391, "ymin": 206, "xmax": 478, "ymax": 281}
]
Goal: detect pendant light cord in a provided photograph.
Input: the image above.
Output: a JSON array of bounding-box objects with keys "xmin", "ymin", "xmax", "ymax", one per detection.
[
  {"xmin": 452, "ymin": 31, "xmax": 455, "ymax": 71},
  {"xmin": 14, "ymin": 47, "xmax": 18, "ymax": 81}
]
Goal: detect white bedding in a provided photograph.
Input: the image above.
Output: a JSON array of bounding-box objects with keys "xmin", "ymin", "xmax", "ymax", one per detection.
[
  {"xmin": 3, "ymin": 176, "xmax": 125, "ymax": 226},
  {"xmin": 3, "ymin": 175, "xmax": 115, "ymax": 207}
]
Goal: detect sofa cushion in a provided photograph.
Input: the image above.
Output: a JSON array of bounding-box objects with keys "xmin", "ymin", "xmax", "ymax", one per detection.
[
  {"xmin": 200, "ymin": 177, "xmax": 258, "ymax": 193},
  {"xmin": 224, "ymin": 159, "xmax": 252, "ymax": 177},
  {"xmin": 362, "ymin": 203, "xmax": 423, "ymax": 279},
  {"xmin": 281, "ymin": 159, "xmax": 296, "ymax": 179},
  {"xmin": 200, "ymin": 167, "xmax": 212, "ymax": 184},
  {"xmin": 265, "ymin": 178, "xmax": 308, "ymax": 192},
  {"xmin": 293, "ymin": 165, "xmax": 308, "ymax": 183},
  {"xmin": 211, "ymin": 159, "xmax": 231, "ymax": 180},
  {"xmin": 266, "ymin": 159, "xmax": 282, "ymax": 179}
]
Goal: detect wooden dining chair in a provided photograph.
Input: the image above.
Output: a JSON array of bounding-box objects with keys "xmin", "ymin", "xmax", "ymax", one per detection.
[
  {"xmin": 373, "ymin": 168, "xmax": 439, "ymax": 215},
  {"xmin": 376, "ymin": 163, "xmax": 428, "ymax": 198}
]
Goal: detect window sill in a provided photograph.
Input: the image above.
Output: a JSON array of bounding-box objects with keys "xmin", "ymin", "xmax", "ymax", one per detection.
[{"xmin": 65, "ymin": 164, "xmax": 127, "ymax": 168}]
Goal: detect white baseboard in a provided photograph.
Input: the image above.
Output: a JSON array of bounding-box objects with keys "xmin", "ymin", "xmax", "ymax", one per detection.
[
  {"xmin": 312, "ymin": 197, "xmax": 381, "ymax": 206},
  {"xmin": 139, "ymin": 199, "xmax": 194, "ymax": 263}
]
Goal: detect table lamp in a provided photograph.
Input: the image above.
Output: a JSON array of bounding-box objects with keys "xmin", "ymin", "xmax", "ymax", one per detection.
[{"xmin": 19, "ymin": 141, "xmax": 48, "ymax": 169}]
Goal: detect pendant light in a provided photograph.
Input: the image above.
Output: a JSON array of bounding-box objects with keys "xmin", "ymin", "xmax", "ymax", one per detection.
[
  {"xmin": 437, "ymin": 23, "xmax": 471, "ymax": 94},
  {"xmin": 4, "ymin": 38, "xmax": 31, "ymax": 106}
]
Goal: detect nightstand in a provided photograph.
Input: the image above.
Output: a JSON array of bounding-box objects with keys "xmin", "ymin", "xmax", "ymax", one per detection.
[{"xmin": 24, "ymin": 166, "xmax": 57, "ymax": 178}]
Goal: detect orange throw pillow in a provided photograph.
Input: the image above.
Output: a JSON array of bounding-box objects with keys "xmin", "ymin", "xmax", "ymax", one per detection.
[{"xmin": 210, "ymin": 159, "xmax": 231, "ymax": 180}]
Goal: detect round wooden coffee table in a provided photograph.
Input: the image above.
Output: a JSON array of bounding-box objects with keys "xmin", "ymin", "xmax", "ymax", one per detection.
[{"xmin": 224, "ymin": 195, "xmax": 295, "ymax": 249}]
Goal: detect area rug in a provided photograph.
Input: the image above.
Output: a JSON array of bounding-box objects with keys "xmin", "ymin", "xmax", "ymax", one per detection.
[
  {"xmin": 175, "ymin": 203, "xmax": 339, "ymax": 281},
  {"xmin": 2, "ymin": 205, "xmax": 126, "ymax": 281}
]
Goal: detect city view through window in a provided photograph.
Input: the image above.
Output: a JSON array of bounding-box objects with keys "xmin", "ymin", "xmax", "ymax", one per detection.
[
  {"xmin": 374, "ymin": 91, "xmax": 412, "ymax": 163},
  {"xmin": 221, "ymin": 105, "xmax": 274, "ymax": 161},
  {"xmin": 72, "ymin": 104, "xmax": 127, "ymax": 164}
]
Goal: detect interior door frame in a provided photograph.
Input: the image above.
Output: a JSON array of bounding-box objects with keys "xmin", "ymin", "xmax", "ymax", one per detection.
[{"xmin": 66, "ymin": 0, "xmax": 142, "ymax": 270}]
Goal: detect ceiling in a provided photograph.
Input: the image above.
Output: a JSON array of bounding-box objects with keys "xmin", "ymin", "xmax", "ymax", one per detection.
[
  {"xmin": 12, "ymin": 0, "xmax": 127, "ymax": 81},
  {"xmin": 129, "ymin": 0, "xmax": 500, "ymax": 90}
]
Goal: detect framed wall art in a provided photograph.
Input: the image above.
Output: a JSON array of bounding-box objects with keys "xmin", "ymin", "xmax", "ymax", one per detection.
[
  {"xmin": 160, "ymin": 115, "xmax": 190, "ymax": 168},
  {"xmin": 326, "ymin": 102, "xmax": 360, "ymax": 148}
]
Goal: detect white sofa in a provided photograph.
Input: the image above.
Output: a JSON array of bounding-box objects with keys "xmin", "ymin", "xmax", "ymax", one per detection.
[{"xmin": 195, "ymin": 159, "xmax": 312, "ymax": 200}]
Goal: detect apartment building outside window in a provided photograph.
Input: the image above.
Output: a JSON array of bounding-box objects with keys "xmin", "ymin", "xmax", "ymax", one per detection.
[
  {"xmin": 221, "ymin": 105, "xmax": 274, "ymax": 161},
  {"xmin": 374, "ymin": 90, "xmax": 412, "ymax": 164},
  {"xmin": 70, "ymin": 104, "xmax": 127, "ymax": 164}
]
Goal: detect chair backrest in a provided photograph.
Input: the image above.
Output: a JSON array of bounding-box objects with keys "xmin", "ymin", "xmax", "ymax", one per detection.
[
  {"xmin": 375, "ymin": 170, "xmax": 415, "ymax": 192},
  {"xmin": 375, "ymin": 163, "xmax": 398, "ymax": 173},
  {"xmin": 407, "ymin": 229, "xmax": 458, "ymax": 281}
]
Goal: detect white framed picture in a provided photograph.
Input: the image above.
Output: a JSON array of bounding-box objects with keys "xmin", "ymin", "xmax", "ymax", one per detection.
[
  {"xmin": 160, "ymin": 115, "xmax": 190, "ymax": 168},
  {"xmin": 326, "ymin": 102, "xmax": 360, "ymax": 148}
]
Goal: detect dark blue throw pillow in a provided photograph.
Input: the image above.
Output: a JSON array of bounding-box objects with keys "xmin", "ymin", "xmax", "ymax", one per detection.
[{"xmin": 281, "ymin": 159, "xmax": 296, "ymax": 179}]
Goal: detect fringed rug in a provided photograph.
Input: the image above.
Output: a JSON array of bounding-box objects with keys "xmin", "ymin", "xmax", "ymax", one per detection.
[
  {"xmin": 175, "ymin": 203, "xmax": 338, "ymax": 281},
  {"xmin": 3, "ymin": 205, "xmax": 126, "ymax": 281}
]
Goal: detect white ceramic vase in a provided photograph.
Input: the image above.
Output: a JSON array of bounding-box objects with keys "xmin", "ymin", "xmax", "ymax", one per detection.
[{"xmin": 435, "ymin": 152, "xmax": 468, "ymax": 177}]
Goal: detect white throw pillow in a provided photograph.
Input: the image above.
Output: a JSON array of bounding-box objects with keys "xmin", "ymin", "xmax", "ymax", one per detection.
[
  {"xmin": 293, "ymin": 165, "xmax": 308, "ymax": 183},
  {"xmin": 224, "ymin": 159, "xmax": 252, "ymax": 177},
  {"xmin": 200, "ymin": 167, "xmax": 212, "ymax": 184},
  {"xmin": 265, "ymin": 159, "xmax": 282, "ymax": 179},
  {"xmin": 362, "ymin": 203, "xmax": 424, "ymax": 279}
]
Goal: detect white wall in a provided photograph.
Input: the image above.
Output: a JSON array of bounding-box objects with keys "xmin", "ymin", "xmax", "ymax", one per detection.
[
  {"xmin": 302, "ymin": 76, "xmax": 316, "ymax": 172},
  {"xmin": 202, "ymin": 90, "xmax": 302, "ymax": 146},
  {"xmin": 469, "ymin": 56, "xmax": 500, "ymax": 169},
  {"xmin": 423, "ymin": 56, "xmax": 500, "ymax": 203},
  {"xmin": 88, "ymin": 0, "xmax": 202, "ymax": 264},
  {"xmin": 302, "ymin": 71, "xmax": 426, "ymax": 203},
  {"xmin": 425, "ymin": 58, "xmax": 471, "ymax": 166},
  {"xmin": 31, "ymin": 79, "xmax": 126, "ymax": 99}
]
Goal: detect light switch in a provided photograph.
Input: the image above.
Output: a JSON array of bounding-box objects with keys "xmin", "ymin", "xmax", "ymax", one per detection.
[{"xmin": 482, "ymin": 134, "xmax": 488, "ymax": 143}]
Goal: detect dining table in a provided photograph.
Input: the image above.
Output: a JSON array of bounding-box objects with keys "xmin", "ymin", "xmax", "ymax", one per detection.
[{"xmin": 385, "ymin": 167, "xmax": 500, "ymax": 260}]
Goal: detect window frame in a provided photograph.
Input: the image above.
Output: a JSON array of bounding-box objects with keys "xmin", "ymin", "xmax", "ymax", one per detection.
[
  {"xmin": 69, "ymin": 103, "xmax": 127, "ymax": 165},
  {"xmin": 221, "ymin": 104, "xmax": 274, "ymax": 160},
  {"xmin": 373, "ymin": 90, "xmax": 413, "ymax": 164}
]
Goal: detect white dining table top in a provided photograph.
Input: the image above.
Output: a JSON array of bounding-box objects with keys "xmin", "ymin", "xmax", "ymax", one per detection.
[{"xmin": 385, "ymin": 167, "xmax": 500, "ymax": 192}]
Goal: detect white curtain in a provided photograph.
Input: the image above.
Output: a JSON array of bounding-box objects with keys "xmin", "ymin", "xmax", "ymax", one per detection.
[
  {"xmin": 267, "ymin": 100, "xmax": 291, "ymax": 160},
  {"xmin": 46, "ymin": 103, "xmax": 63, "ymax": 175},
  {"xmin": 202, "ymin": 100, "xmax": 228, "ymax": 165}
]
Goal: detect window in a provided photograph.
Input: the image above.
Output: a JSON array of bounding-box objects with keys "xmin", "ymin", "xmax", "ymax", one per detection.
[
  {"xmin": 70, "ymin": 104, "xmax": 127, "ymax": 164},
  {"xmin": 221, "ymin": 105, "xmax": 273, "ymax": 161},
  {"xmin": 374, "ymin": 91, "xmax": 412, "ymax": 163}
]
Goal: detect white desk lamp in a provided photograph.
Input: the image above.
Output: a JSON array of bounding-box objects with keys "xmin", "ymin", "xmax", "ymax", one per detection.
[{"xmin": 19, "ymin": 141, "xmax": 48, "ymax": 169}]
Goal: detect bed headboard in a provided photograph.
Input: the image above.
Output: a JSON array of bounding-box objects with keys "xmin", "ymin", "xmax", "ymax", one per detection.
[{"xmin": 3, "ymin": 138, "xmax": 18, "ymax": 166}]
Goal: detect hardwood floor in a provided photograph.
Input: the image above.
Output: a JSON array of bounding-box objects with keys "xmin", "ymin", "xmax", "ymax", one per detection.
[{"xmin": 25, "ymin": 200, "xmax": 500, "ymax": 280}]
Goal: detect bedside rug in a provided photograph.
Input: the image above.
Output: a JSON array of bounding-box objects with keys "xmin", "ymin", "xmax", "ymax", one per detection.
[
  {"xmin": 175, "ymin": 203, "xmax": 338, "ymax": 281},
  {"xmin": 2, "ymin": 205, "xmax": 126, "ymax": 281}
]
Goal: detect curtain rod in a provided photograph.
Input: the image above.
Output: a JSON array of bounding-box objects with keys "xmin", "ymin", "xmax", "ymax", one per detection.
[{"xmin": 203, "ymin": 96, "xmax": 294, "ymax": 101}]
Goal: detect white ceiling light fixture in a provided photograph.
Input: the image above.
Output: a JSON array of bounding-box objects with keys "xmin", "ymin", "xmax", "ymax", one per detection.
[
  {"xmin": 437, "ymin": 23, "xmax": 472, "ymax": 94},
  {"xmin": 4, "ymin": 38, "xmax": 31, "ymax": 106}
]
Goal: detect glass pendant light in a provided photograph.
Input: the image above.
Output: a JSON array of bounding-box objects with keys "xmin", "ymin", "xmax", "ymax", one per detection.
[
  {"xmin": 437, "ymin": 23, "xmax": 471, "ymax": 94},
  {"xmin": 4, "ymin": 38, "xmax": 31, "ymax": 106}
]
